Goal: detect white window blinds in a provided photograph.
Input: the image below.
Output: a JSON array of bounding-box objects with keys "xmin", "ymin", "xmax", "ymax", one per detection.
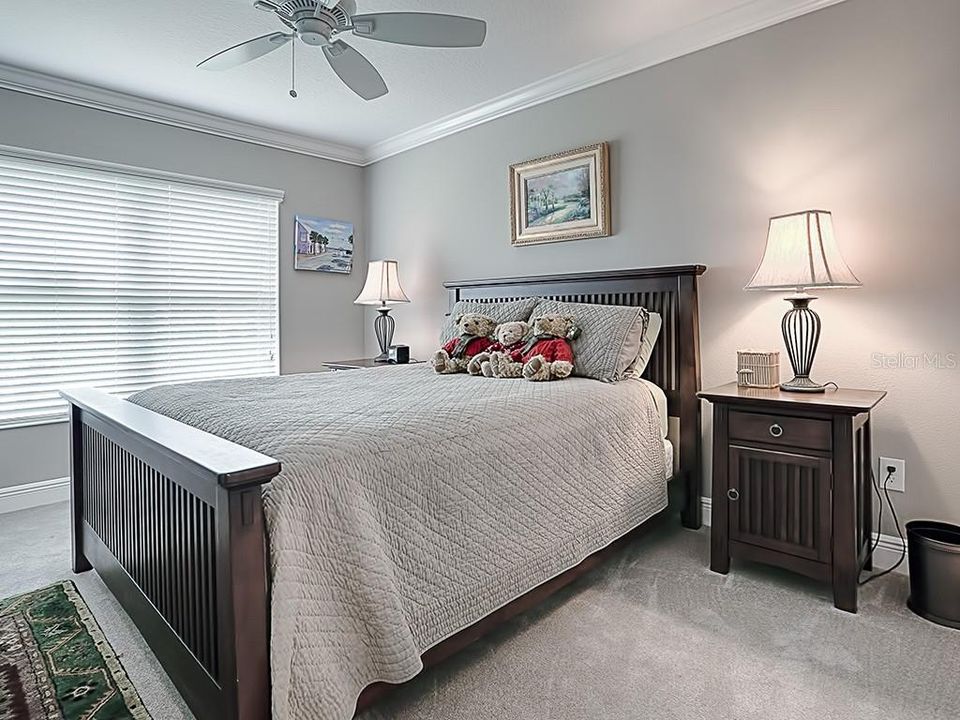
[{"xmin": 0, "ymin": 150, "xmax": 281, "ymax": 429}]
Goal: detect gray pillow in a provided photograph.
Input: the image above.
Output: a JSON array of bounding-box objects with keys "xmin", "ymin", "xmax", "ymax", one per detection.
[
  {"xmin": 530, "ymin": 299, "xmax": 652, "ymax": 382},
  {"xmin": 629, "ymin": 311, "xmax": 662, "ymax": 378},
  {"xmin": 440, "ymin": 298, "xmax": 539, "ymax": 343}
]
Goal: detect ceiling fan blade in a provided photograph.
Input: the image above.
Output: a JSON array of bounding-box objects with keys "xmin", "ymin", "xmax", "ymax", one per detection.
[
  {"xmin": 322, "ymin": 40, "xmax": 388, "ymax": 100},
  {"xmin": 197, "ymin": 32, "xmax": 291, "ymax": 70},
  {"xmin": 349, "ymin": 12, "xmax": 487, "ymax": 48}
]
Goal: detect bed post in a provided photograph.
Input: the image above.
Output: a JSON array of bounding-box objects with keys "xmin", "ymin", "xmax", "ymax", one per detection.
[
  {"xmin": 69, "ymin": 403, "xmax": 92, "ymax": 573},
  {"xmin": 677, "ymin": 270, "xmax": 704, "ymax": 529},
  {"xmin": 218, "ymin": 485, "xmax": 272, "ymax": 720}
]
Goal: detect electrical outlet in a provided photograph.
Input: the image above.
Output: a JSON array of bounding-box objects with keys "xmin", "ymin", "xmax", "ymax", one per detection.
[{"xmin": 879, "ymin": 457, "xmax": 905, "ymax": 493}]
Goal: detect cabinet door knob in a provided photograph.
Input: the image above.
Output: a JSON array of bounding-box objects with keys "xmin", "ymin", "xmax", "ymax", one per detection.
[
  {"xmin": 769, "ymin": 423, "xmax": 784, "ymax": 438},
  {"xmin": 727, "ymin": 488, "xmax": 740, "ymax": 501}
]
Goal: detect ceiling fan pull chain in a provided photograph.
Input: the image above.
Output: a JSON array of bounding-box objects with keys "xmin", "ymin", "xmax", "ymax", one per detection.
[{"xmin": 289, "ymin": 37, "xmax": 298, "ymax": 98}]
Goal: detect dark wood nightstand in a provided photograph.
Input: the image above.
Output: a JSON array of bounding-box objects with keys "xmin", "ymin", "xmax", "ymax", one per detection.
[
  {"xmin": 698, "ymin": 382, "xmax": 886, "ymax": 613},
  {"xmin": 323, "ymin": 358, "xmax": 424, "ymax": 371}
]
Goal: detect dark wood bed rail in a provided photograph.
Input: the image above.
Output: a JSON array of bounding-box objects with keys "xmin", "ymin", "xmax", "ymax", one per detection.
[
  {"xmin": 445, "ymin": 264, "xmax": 705, "ymax": 528},
  {"xmin": 62, "ymin": 387, "xmax": 279, "ymax": 720}
]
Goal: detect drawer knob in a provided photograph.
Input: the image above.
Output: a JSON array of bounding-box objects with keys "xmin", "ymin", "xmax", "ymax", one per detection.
[
  {"xmin": 769, "ymin": 423, "xmax": 784, "ymax": 438},
  {"xmin": 727, "ymin": 488, "xmax": 740, "ymax": 501}
]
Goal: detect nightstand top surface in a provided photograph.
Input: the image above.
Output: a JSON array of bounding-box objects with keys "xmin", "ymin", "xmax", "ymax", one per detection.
[
  {"xmin": 324, "ymin": 358, "xmax": 423, "ymax": 369},
  {"xmin": 698, "ymin": 382, "xmax": 886, "ymax": 413}
]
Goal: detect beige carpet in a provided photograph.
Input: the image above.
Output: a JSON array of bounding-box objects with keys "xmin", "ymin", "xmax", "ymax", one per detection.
[{"xmin": 3, "ymin": 502, "xmax": 958, "ymax": 720}]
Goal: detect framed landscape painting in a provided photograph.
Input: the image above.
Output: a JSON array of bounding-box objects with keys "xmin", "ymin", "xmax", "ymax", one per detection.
[
  {"xmin": 294, "ymin": 215, "xmax": 354, "ymax": 273},
  {"xmin": 509, "ymin": 142, "xmax": 611, "ymax": 246}
]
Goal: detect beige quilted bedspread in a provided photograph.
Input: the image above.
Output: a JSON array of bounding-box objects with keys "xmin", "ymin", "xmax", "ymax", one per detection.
[{"xmin": 130, "ymin": 365, "xmax": 667, "ymax": 719}]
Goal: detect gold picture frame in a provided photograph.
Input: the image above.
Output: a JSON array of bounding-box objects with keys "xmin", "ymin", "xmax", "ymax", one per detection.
[{"xmin": 509, "ymin": 142, "xmax": 611, "ymax": 247}]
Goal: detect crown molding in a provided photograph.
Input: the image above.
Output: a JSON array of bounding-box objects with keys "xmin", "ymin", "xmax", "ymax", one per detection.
[
  {"xmin": 363, "ymin": 0, "xmax": 847, "ymax": 164},
  {"xmin": 0, "ymin": 0, "xmax": 845, "ymax": 167},
  {"xmin": 0, "ymin": 63, "xmax": 366, "ymax": 166}
]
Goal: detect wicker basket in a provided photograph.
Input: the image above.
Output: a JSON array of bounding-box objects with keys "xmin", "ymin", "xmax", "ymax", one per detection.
[{"xmin": 737, "ymin": 350, "xmax": 780, "ymax": 389}]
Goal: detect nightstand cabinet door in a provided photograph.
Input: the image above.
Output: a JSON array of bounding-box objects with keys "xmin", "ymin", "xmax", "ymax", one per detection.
[{"xmin": 728, "ymin": 447, "xmax": 832, "ymax": 563}]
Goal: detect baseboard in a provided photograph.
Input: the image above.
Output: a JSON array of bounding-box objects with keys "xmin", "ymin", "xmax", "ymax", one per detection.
[
  {"xmin": 869, "ymin": 532, "xmax": 909, "ymax": 575},
  {"xmin": 699, "ymin": 497, "xmax": 908, "ymax": 575},
  {"xmin": 702, "ymin": 496, "xmax": 713, "ymax": 528},
  {"xmin": 0, "ymin": 476, "xmax": 70, "ymax": 515}
]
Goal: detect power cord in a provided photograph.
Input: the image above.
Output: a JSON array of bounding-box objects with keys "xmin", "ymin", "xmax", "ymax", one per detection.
[
  {"xmin": 859, "ymin": 465, "xmax": 907, "ymax": 585},
  {"xmin": 802, "ymin": 380, "xmax": 905, "ymax": 583},
  {"xmin": 863, "ymin": 468, "xmax": 886, "ymax": 561}
]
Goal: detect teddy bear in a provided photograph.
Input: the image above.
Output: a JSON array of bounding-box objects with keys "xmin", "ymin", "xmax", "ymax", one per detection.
[
  {"xmin": 521, "ymin": 314, "xmax": 579, "ymax": 381},
  {"xmin": 504, "ymin": 314, "xmax": 579, "ymax": 381},
  {"xmin": 466, "ymin": 320, "xmax": 530, "ymax": 377},
  {"xmin": 433, "ymin": 312, "xmax": 497, "ymax": 374}
]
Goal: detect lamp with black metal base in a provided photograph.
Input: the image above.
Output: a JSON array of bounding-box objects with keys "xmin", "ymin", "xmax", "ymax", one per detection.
[
  {"xmin": 372, "ymin": 306, "xmax": 395, "ymax": 362},
  {"xmin": 746, "ymin": 210, "xmax": 861, "ymax": 393},
  {"xmin": 355, "ymin": 260, "xmax": 410, "ymax": 362},
  {"xmin": 780, "ymin": 293, "xmax": 826, "ymax": 392}
]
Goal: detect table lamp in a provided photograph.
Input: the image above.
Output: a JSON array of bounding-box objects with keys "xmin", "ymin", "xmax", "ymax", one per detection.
[
  {"xmin": 354, "ymin": 260, "xmax": 410, "ymax": 362},
  {"xmin": 745, "ymin": 210, "xmax": 861, "ymax": 392}
]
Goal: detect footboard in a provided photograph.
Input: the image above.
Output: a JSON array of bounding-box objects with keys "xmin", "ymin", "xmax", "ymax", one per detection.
[{"xmin": 62, "ymin": 388, "xmax": 280, "ymax": 720}]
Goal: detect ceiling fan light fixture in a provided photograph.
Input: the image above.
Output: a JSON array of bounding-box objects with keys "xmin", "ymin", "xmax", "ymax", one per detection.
[{"xmin": 296, "ymin": 16, "xmax": 333, "ymax": 46}]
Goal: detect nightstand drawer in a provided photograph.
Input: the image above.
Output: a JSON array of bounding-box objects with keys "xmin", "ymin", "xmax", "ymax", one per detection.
[{"xmin": 729, "ymin": 410, "xmax": 831, "ymax": 451}]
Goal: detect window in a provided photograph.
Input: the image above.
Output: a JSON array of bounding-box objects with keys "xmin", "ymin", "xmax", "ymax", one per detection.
[{"xmin": 0, "ymin": 148, "xmax": 281, "ymax": 428}]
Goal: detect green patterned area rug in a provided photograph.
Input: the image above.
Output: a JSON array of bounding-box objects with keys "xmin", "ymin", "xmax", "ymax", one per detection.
[{"xmin": 0, "ymin": 581, "xmax": 150, "ymax": 720}]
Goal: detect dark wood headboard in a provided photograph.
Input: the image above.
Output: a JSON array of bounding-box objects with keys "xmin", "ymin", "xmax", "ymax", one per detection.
[{"xmin": 444, "ymin": 265, "xmax": 706, "ymax": 529}]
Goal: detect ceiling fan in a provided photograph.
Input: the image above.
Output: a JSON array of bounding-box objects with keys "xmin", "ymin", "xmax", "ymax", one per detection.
[{"xmin": 197, "ymin": 0, "xmax": 487, "ymax": 100}]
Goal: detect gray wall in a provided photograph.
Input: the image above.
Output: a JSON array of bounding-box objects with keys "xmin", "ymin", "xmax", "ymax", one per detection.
[
  {"xmin": 0, "ymin": 89, "xmax": 365, "ymax": 489},
  {"xmin": 366, "ymin": 0, "xmax": 960, "ymax": 531}
]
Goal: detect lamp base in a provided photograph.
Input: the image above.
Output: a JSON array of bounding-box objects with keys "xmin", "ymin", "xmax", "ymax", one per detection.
[
  {"xmin": 780, "ymin": 376, "xmax": 827, "ymax": 393},
  {"xmin": 780, "ymin": 293, "xmax": 825, "ymax": 393},
  {"xmin": 373, "ymin": 307, "xmax": 395, "ymax": 363}
]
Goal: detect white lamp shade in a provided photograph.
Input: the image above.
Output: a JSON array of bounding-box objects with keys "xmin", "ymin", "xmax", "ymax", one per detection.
[
  {"xmin": 745, "ymin": 210, "xmax": 862, "ymax": 291},
  {"xmin": 354, "ymin": 260, "xmax": 410, "ymax": 306}
]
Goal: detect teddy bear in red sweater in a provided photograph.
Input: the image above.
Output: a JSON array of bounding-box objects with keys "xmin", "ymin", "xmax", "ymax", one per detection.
[
  {"xmin": 490, "ymin": 314, "xmax": 579, "ymax": 381},
  {"xmin": 433, "ymin": 313, "xmax": 497, "ymax": 374},
  {"xmin": 467, "ymin": 320, "xmax": 530, "ymax": 377}
]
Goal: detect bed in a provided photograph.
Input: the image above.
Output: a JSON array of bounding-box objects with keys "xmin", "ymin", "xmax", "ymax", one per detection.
[{"xmin": 61, "ymin": 265, "xmax": 705, "ymax": 720}]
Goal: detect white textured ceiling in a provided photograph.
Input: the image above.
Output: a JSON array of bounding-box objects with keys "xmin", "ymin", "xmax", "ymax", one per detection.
[{"xmin": 0, "ymin": 0, "xmax": 815, "ymax": 154}]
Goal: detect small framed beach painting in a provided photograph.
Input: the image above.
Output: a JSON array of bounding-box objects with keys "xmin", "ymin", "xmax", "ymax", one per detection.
[
  {"xmin": 509, "ymin": 142, "xmax": 611, "ymax": 247},
  {"xmin": 294, "ymin": 215, "xmax": 354, "ymax": 273}
]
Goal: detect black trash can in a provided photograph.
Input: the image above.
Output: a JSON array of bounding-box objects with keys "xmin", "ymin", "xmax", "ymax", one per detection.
[{"xmin": 907, "ymin": 520, "xmax": 960, "ymax": 629}]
